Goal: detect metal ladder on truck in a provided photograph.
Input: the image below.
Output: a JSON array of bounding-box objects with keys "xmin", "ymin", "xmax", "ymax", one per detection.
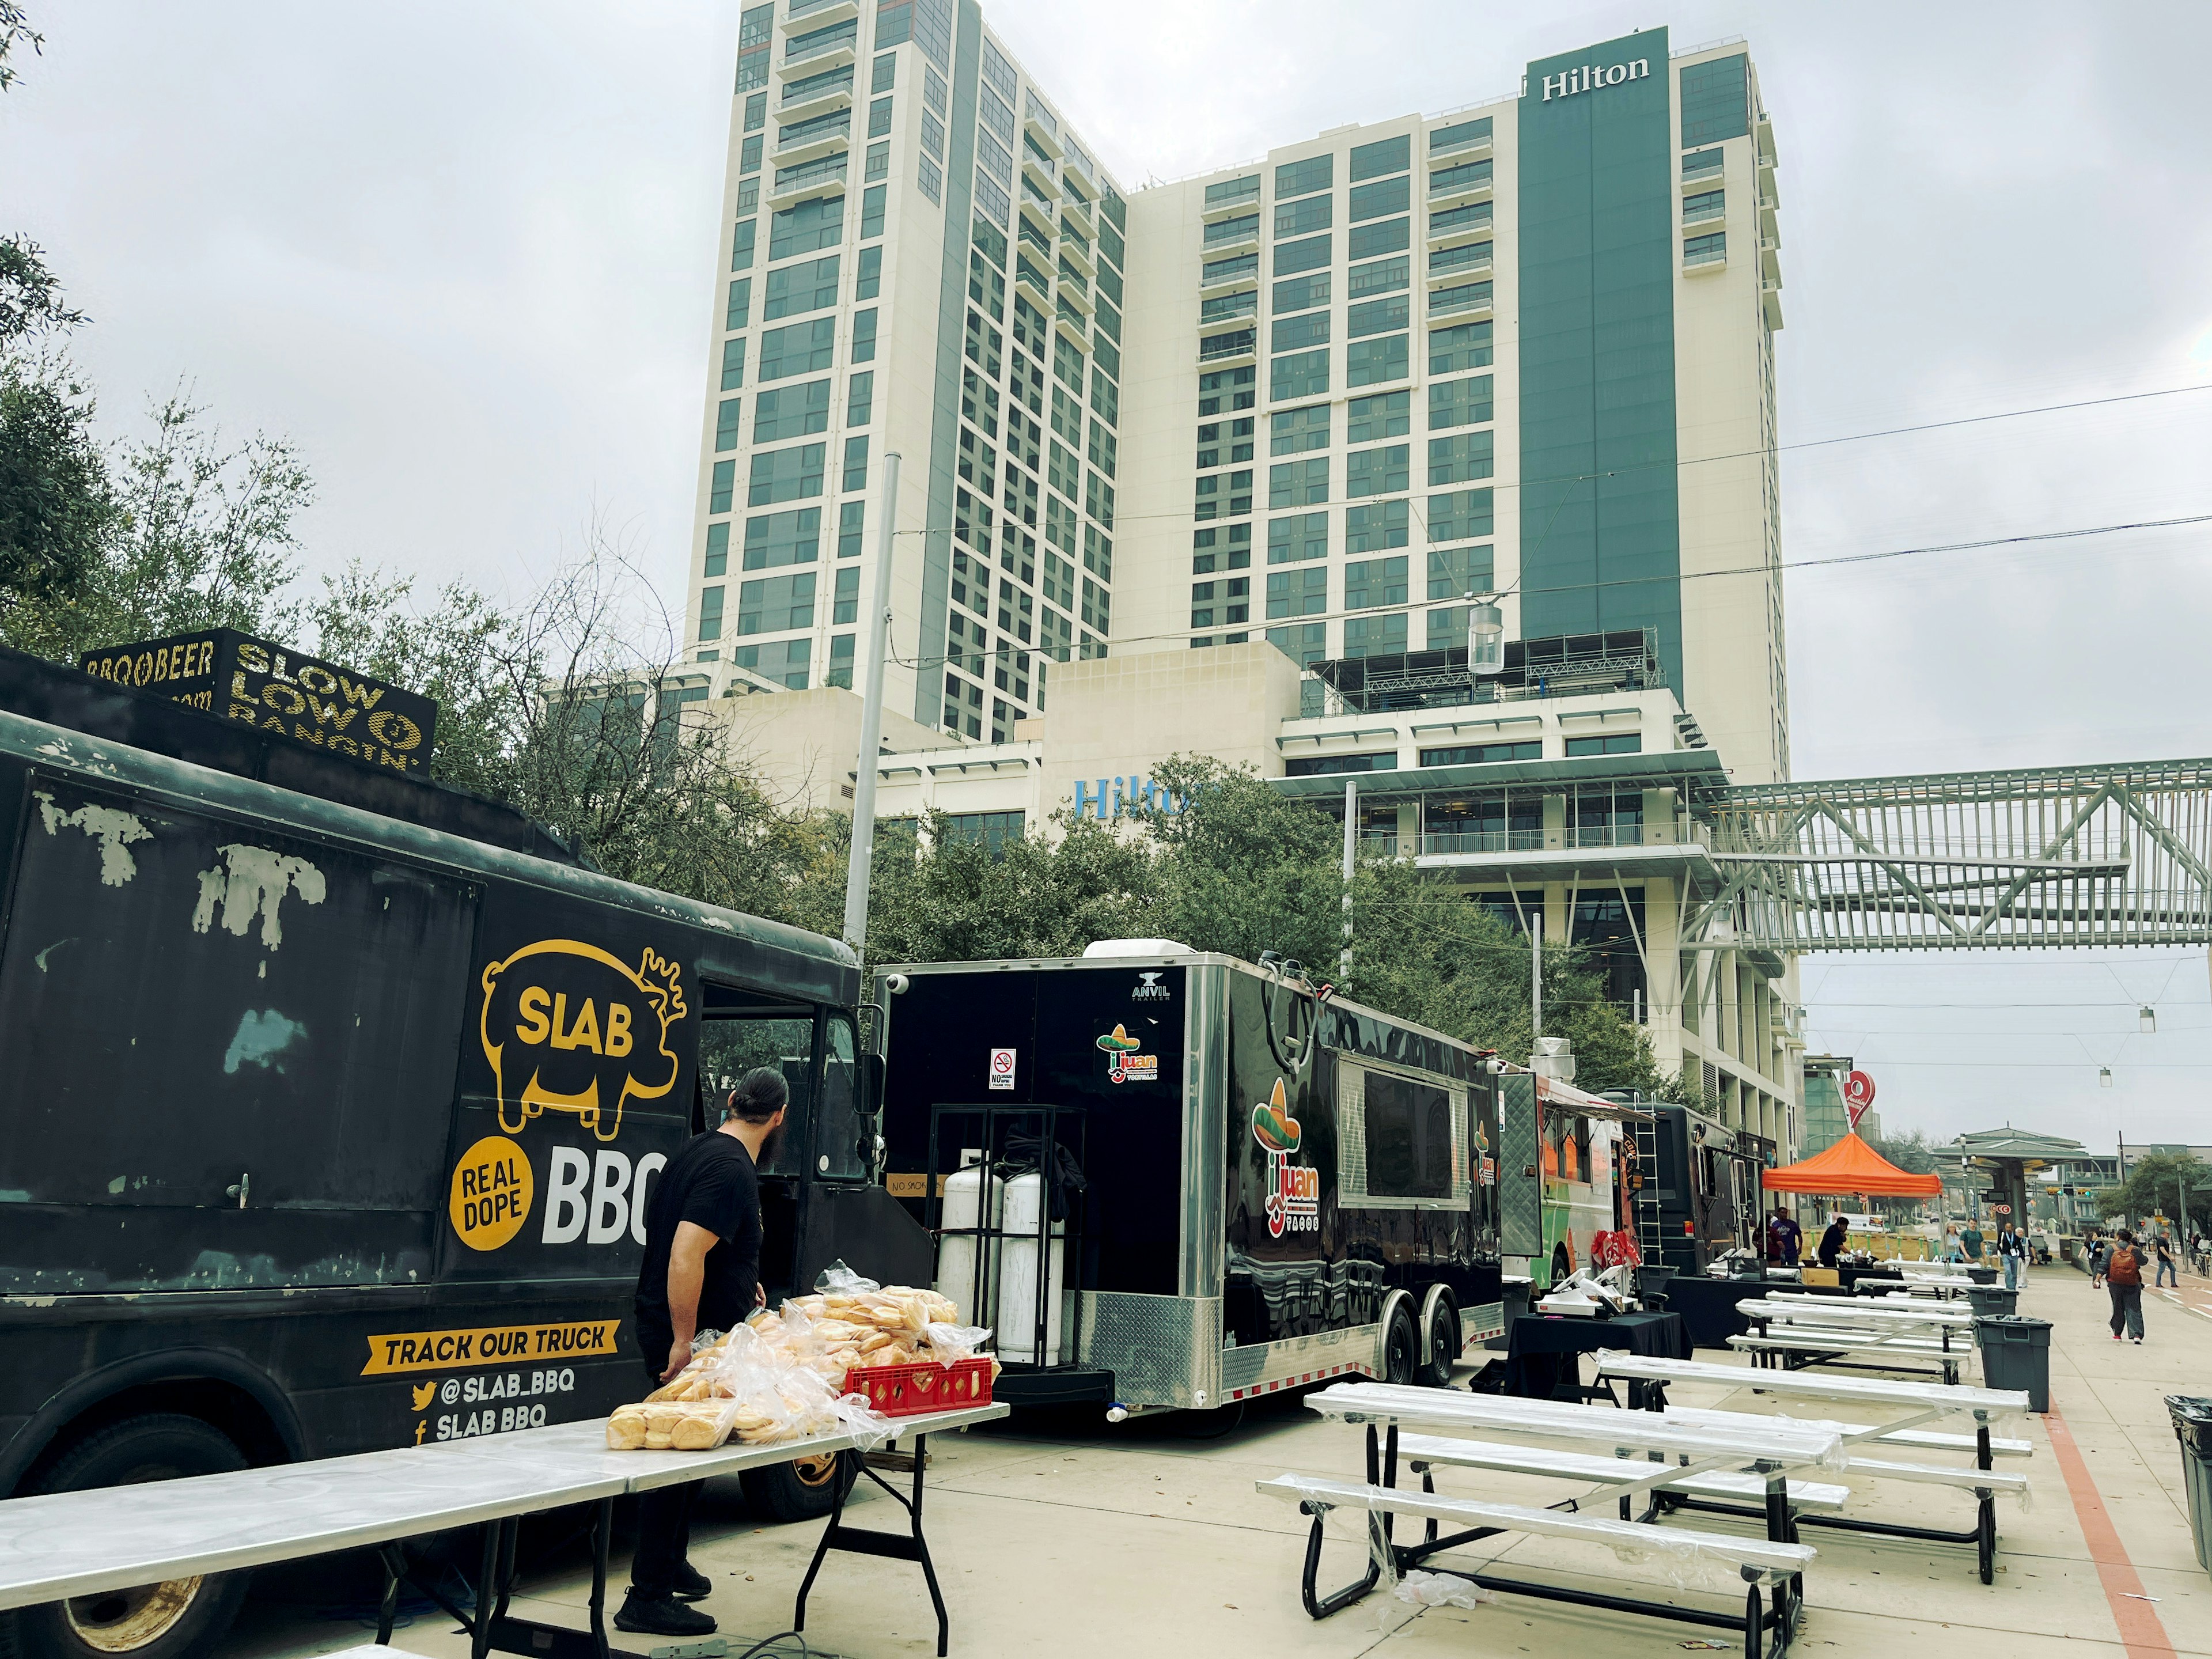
[{"xmin": 1630, "ymin": 1113, "xmax": 1665, "ymax": 1267}]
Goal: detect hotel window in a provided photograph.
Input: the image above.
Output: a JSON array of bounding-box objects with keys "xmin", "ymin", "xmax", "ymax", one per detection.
[
  {"xmin": 1267, "ymin": 512, "xmax": 1328, "ymax": 565},
  {"xmin": 714, "ymin": 397, "xmax": 742, "ymax": 453},
  {"xmin": 1268, "ymin": 457, "xmax": 1328, "ymax": 509},
  {"xmin": 763, "ymin": 255, "xmax": 840, "ymax": 321},
  {"xmin": 1429, "ymin": 117, "xmax": 1490, "ymax": 154},
  {"xmin": 1271, "ymin": 404, "xmax": 1329, "ymax": 456},
  {"xmin": 704, "ymin": 521, "xmax": 730, "ymax": 576},
  {"xmin": 842, "ymin": 435, "xmax": 870, "ymax": 491},
  {"xmin": 1429, "ymin": 374, "xmax": 1495, "ymax": 430},
  {"xmin": 709, "ymin": 462, "xmax": 735, "ymax": 517},
  {"xmin": 770, "ymin": 196, "xmax": 844, "ymax": 260},
  {"xmin": 1346, "ymin": 334, "xmax": 1408, "ymax": 388},
  {"xmin": 1349, "ymin": 175, "xmax": 1410, "ymax": 224},
  {"xmin": 1427, "ymin": 543, "xmax": 1493, "ymax": 600},
  {"xmin": 838, "ymin": 499, "xmax": 865, "ymax": 559},
  {"xmin": 1683, "ymin": 188, "xmax": 1725, "ymax": 226},
  {"xmin": 1430, "ymin": 321, "xmax": 1493, "ymax": 373},
  {"xmin": 737, "ymin": 570, "xmax": 816, "ymax": 635},
  {"xmin": 1348, "ymin": 256, "xmax": 1408, "ymax": 299},
  {"xmin": 1349, "ymin": 133, "xmax": 1410, "ymax": 181},
  {"xmin": 1427, "ymin": 489, "xmax": 1494, "ymax": 546},
  {"xmin": 1419, "ymin": 740, "xmax": 1540, "ymax": 767},
  {"xmin": 832, "ymin": 564, "xmax": 861, "ymax": 626},
  {"xmin": 1566, "ymin": 733, "xmax": 1643, "ymax": 756},
  {"xmin": 1347, "ymin": 217, "xmax": 1408, "ymax": 260},
  {"xmin": 697, "ymin": 585, "xmax": 725, "ymax": 641},
  {"xmin": 1272, "ymin": 272, "xmax": 1329, "ymax": 316},
  {"xmin": 1344, "ymin": 555, "xmax": 1407, "ymax": 610},
  {"xmin": 1347, "ymin": 389, "xmax": 1410, "ymax": 442},
  {"xmin": 735, "ymin": 637, "xmax": 809, "ymax": 690},
  {"xmin": 748, "ymin": 444, "xmax": 827, "ymax": 506},
  {"xmin": 1274, "ymin": 194, "xmax": 1332, "ymax": 238},
  {"xmin": 847, "ymin": 370, "xmax": 874, "ymax": 427},
  {"xmin": 743, "ymin": 506, "xmax": 822, "ymax": 570},
  {"xmin": 1273, "ymin": 234, "xmax": 1332, "ymax": 277},
  {"xmin": 1275, "ymin": 153, "xmax": 1333, "ymax": 199},
  {"xmin": 725, "ymin": 277, "xmax": 752, "ymax": 329},
  {"xmin": 1342, "ymin": 612, "xmax": 1407, "ymax": 658},
  {"xmin": 1428, "ymin": 430, "xmax": 1494, "ymax": 486},
  {"xmin": 1266, "ymin": 564, "xmax": 1326, "ymax": 620},
  {"xmin": 753, "ymin": 378, "xmax": 832, "ymax": 441},
  {"xmin": 1347, "ymin": 295, "xmax": 1409, "ymax": 339},
  {"xmin": 1345, "ymin": 499, "xmax": 1408, "ymax": 554},
  {"xmin": 827, "ymin": 633, "xmax": 855, "ymax": 689},
  {"xmin": 1684, "ymin": 231, "xmax": 1728, "ymax": 265},
  {"xmin": 758, "ymin": 317, "xmax": 836, "ymax": 381},
  {"xmin": 1270, "ymin": 349, "xmax": 1329, "ymax": 402},
  {"xmin": 1345, "ymin": 444, "xmax": 1408, "ymax": 499}
]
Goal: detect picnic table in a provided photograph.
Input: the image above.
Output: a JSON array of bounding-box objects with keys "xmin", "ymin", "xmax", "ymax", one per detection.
[
  {"xmin": 0, "ymin": 1404, "xmax": 1006, "ymax": 1659},
  {"xmin": 1266, "ymin": 1380, "xmax": 1840, "ymax": 1653},
  {"xmin": 1592, "ymin": 1351, "xmax": 2031, "ymax": 1581},
  {"xmin": 1729, "ymin": 1295, "xmax": 1979, "ymax": 1384}
]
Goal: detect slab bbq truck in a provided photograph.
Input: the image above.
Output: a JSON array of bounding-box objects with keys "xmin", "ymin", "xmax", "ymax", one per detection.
[
  {"xmin": 873, "ymin": 946, "xmax": 1533, "ymax": 1412},
  {"xmin": 0, "ymin": 645, "xmax": 928, "ymax": 1659}
]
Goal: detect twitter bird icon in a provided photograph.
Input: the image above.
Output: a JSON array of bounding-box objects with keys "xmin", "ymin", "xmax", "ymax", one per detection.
[{"xmin": 410, "ymin": 1381, "xmax": 437, "ymax": 1412}]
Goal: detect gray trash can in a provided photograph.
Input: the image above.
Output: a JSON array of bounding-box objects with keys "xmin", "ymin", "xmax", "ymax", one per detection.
[
  {"xmin": 1967, "ymin": 1284, "xmax": 2020, "ymax": 1318},
  {"xmin": 2168, "ymin": 1396, "xmax": 2212, "ymax": 1577},
  {"xmin": 1966, "ymin": 1265, "xmax": 1998, "ymax": 1285},
  {"xmin": 1975, "ymin": 1315, "xmax": 2051, "ymax": 1411}
]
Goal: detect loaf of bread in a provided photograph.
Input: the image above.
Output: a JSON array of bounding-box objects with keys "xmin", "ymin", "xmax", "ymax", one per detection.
[
  {"xmin": 642, "ymin": 1404, "xmax": 686, "ymax": 1449},
  {"xmin": 606, "ymin": 1406, "xmax": 648, "ymax": 1449},
  {"xmin": 671, "ymin": 1411, "xmax": 726, "ymax": 1450}
]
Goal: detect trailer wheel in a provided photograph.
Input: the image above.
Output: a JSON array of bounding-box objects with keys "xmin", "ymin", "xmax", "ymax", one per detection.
[
  {"xmin": 1417, "ymin": 1295, "xmax": 1459, "ymax": 1388},
  {"xmin": 740, "ymin": 1449, "xmax": 861, "ymax": 1524},
  {"xmin": 1381, "ymin": 1300, "xmax": 1421, "ymax": 1387},
  {"xmin": 5, "ymin": 1415, "xmax": 252, "ymax": 1659}
]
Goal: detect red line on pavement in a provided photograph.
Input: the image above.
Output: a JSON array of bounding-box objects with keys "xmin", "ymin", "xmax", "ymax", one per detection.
[{"xmin": 2043, "ymin": 1400, "xmax": 2176, "ymax": 1656}]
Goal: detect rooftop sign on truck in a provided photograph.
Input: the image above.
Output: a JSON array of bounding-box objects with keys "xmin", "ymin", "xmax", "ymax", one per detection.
[{"xmin": 0, "ymin": 641, "xmax": 926, "ymax": 1659}]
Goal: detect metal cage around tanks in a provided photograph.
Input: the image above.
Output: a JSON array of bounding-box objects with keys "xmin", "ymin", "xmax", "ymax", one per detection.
[{"xmin": 920, "ymin": 1103, "xmax": 1104, "ymax": 1403}]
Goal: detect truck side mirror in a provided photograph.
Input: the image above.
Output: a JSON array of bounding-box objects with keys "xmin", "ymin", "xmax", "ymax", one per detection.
[{"xmin": 860, "ymin": 1051, "xmax": 885, "ymax": 1122}]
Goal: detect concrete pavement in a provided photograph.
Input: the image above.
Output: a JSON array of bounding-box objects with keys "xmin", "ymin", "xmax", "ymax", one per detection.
[{"xmin": 225, "ymin": 1266, "xmax": 2211, "ymax": 1657}]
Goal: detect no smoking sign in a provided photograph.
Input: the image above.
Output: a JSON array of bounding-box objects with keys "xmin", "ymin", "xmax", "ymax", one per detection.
[{"xmin": 988, "ymin": 1047, "xmax": 1017, "ymax": 1090}]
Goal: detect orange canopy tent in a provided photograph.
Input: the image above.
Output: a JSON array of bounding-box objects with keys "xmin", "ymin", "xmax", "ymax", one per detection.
[{"xmin": 1760, "ymin": 1131, "xmax": 1942, "ymax": 1197}]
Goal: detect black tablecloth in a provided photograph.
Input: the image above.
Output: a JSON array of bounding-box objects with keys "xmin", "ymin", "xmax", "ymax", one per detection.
[
  {"xmin": 1656, "ymin": 1275, "xmax": 1860, "ymax": 1350},
  {"xmin": 1502, "ymin": 1309, "xmax": 1688, "ymax": 1399}
]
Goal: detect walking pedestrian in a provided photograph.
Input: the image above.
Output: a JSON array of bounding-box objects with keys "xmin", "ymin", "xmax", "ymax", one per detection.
[
  {"xmin": 1998, "ymin": 1223, "xmax": 2025, "ymax": 1291},
  {"xmin": 1941, "ymin": 1227, "xmax": 1964, "ymax": 1264},
  {"xmin": 2154, "ymin": 1233, "xmax": 2177, "ymax": 1288},
  {"xmin": 2089, "ymin": 1230, "xmax": 2108, "ymax": 1289},
  {"xmin": 2104, "ymin": 1229, "xmax": 2147, "ymax": 1344},
  {"xmin": 1960, "ymin": 1219, "xmax": 1985, "ymax": 1263}
]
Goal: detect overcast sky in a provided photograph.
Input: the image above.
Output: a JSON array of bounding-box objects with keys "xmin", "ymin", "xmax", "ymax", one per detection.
[{"xmin": 9, "ymin": 1, "xmax": 2212, "ymax": 1149}]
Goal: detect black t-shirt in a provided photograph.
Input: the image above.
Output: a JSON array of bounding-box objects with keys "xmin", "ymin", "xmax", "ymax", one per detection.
[
  {"xmin": 1818, "ymin": 1221, "xmax": 1849, "ymax": 1265},
  {"xmin": 634, "ymin": 1130, "xmax": 762, "ymax": 1370}
]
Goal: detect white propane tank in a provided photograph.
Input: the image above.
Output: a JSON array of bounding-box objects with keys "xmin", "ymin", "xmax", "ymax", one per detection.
[
  {"xmin": 999, "ymin": 1170, "xmax": 1066, "ymax": 1364},
  {"xmin": 934, "ymin": 1162, "xmax": 1005, "ymax": 1327}
]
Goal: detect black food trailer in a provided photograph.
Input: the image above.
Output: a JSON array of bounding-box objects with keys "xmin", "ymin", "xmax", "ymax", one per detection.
[
  {"xmin": 874, "ymin": 946, "xmax": 1507, "ymax": 1412},
  {"xmin": 1637, "ymin": 1100, "xmax": 1773, "ymax": 1272},
  {"xmin": 0, "ymin": 645, "xmax": 926, "ymax": 1659}
]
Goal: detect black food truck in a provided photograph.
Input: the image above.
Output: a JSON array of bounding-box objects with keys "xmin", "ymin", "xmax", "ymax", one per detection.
[
  {"xmin": 0, "ymin": 645, "xmax": 927, "ymax": 1659},
  {"xmin": 873, "ymin": 945, "xmax": 1511, "ymax": 1411},
  {"xmin": 1633, "ymin": 1099, "xmax": 1775, "ymax": 1272}
]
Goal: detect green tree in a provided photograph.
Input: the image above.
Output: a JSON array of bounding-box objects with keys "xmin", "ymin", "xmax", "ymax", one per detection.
[
  {"xmin": 0, "ymin": 356, "xmax": 114, "ymax": 620},
  {"xmin": 2, "ymin": 395, "xmax": 310, "ymax": 661},
  {"xmin": 2094, "ymin": 1152, "xmax": 2212, "ymax": 1235}
]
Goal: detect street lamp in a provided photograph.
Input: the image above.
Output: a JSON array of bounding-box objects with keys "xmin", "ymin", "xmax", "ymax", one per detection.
[
  {"xmin": 2099, "ymin": 1066, "xmax": 2113, "ymax": 1088},
  {"xmin": 1467, "ymin": 599, "xmax": 1505, "ymax": 676},
  {"xmin": 2139, "ymin": 1005, "xmax": 2156, "ymax": 1033}
]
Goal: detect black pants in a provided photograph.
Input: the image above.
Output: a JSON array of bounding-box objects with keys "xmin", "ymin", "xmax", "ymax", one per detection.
[
  {"xmin": 2108, "ymin": 1283, "xmax": 2144, "ymax": 1340},
  {"xmin": 630, "ymin": 1359, "xmax": 701, "ymax": 1596}
]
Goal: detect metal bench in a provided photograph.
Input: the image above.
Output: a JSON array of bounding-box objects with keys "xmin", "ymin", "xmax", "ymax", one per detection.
[
  {"xmin": 1592, "ymin": 1353, "xmax": 2031, "ymax": 1582},
  {"xmin": 1258, "ymin": 1472, "xmax": 1816, "ymax": 1658},
  {"xmin": 1395, "ymin": 1433, "xmax": 1851, "ymax": 1512},
  {"xmin": 1728, "ymin": 1330, "xmax": 1972, "ymax": 1385}
]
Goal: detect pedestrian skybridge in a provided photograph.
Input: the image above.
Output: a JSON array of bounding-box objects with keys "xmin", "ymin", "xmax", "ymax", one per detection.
[{"xmin": 1700, "ymin": 757, "xmax": 2212, "ymax": 952}]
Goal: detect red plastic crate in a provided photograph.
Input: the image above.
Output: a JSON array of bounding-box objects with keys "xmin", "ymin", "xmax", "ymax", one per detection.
[{"xmin": 842, "ymin": 1356, "xmax": 994, "ymax": 1417}]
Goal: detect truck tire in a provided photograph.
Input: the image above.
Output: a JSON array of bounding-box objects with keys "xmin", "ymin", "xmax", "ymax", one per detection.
[
  {"xmin": 1380, "ymin": 1299, "xmax": 1420, "ymax": 1387},
  {"xmin": 1418, "ymin": 1294, "xmax": 1459, "ymax": 1388},
  {"xmin": 739, "ymin": 1449, "xmax": 860, "ymax": 1524},
  {"xmin": 6, "ymin": 1415, "xmax": 252, "ymax": 1659}
]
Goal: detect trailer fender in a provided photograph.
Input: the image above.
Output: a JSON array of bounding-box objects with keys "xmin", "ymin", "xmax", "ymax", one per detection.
[
  {"xmin": 1375, "ymin": 1289, "xmax": 1419, "ymax": 1384},
  {"xmin": 0, "ymin": 1347, "xmax": 306, "ymax": 1497},
  {"xmin": 1417, "ymin": 1283, "xmax": 1459, "ymax": 1354}
]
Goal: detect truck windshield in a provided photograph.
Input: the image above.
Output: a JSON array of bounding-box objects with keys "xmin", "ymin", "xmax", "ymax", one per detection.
[{"xmin": 699, "ymin": 1012, "xmax": 816, "ymax": 1177}]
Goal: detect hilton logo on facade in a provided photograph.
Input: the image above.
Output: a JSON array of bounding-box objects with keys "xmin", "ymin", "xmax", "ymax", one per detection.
[{"xmin": 1539, "ymin": 58, "xmax": 1650, "ymax": 101}]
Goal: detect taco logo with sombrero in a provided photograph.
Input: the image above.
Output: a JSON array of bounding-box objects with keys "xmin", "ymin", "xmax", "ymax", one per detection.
[
  {"xmin": 1095, "ymin": 1024, "xmax": 1158, "ymax": 1084},
  {"xmin": 1253, "ymin": 1078, "xmax": 1320, "ymax": 1238}
]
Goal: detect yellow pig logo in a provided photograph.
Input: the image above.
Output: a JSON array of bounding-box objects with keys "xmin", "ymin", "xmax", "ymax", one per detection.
[{"xmin": 479, "ymin": 941, "xmax": 688, "ymax": 1142}]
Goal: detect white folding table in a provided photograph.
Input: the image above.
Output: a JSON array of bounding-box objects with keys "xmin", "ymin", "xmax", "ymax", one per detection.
[{"xmin": 0, "ymin": 1405, "xmax": 1006, "ymax": 1659}]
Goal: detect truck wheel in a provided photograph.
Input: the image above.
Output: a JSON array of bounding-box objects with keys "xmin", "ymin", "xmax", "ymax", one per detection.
[
  {"xmin": 739, "ymin": 1449, "xmax": 860, "ymax": 1524},
  {"xmin": 1418, "ymin": 1296, "xmax": 1459, "ymax": 1388},
  {"xmin": 7, "ymin": 1415, "xmax": 252, "ymax": 1659},
  {"xmin": 1381, "ymin": 1300, "xmax": 1420, "ymax": 1387}
]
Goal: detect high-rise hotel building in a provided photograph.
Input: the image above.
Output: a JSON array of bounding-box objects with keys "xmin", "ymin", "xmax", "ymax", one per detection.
[{"xmin": 684, "ymin": 10, "xmax": 1786, "ymax": 785}]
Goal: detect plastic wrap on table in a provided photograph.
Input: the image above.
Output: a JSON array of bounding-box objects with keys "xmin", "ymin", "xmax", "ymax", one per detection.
[
  {"xmin": 816, "ymin": 1259, "xmax": 882, "ymax": 1295},
  {"xmin": 920, "ymin": 1321, "xmax": 994, "ymax": 1365}
]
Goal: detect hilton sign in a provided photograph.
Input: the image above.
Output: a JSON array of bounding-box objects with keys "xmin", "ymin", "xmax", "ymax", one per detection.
[{"xmin": 1539, "ymin": 58, "xmax": 1651, "ymax": 101}]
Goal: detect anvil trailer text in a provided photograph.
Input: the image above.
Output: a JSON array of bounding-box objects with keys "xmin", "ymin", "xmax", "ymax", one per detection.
[
  {"xmin": 0, "ymin": 645, "xmax": 927, "ymax": 1659},
  {"xmin": 876, "ymin": 949, "xmax": 1611, "ymax": 1412}
]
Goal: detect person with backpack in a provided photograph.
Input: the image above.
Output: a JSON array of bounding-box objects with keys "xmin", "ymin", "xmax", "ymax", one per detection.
[{"xmin": 2104, "ymin": 1229, "xmax": 2147, "ymax": 1343}]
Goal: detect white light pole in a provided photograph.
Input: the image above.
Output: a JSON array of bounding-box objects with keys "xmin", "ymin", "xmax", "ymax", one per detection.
[
  {"xmin": 1340, "ymin": 778, "xmax": 1356, "ymax": 986},
  {"xmin": 841, "ymin": 450, "xmax": 902, "ymax": 957}
]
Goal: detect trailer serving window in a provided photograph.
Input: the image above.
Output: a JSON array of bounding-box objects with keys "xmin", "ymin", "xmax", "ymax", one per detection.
[
  {"xmin": 695, "ymin": 989, "xmax": 865, "ymax": 1180},
  {"xmin": 1334, "ymin": 1056, "xmax": 1469, "ymax": 1207}
]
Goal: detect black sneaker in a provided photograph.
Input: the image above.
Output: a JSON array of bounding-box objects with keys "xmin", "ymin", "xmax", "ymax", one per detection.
[
  {"xmin": 671, "ymin": 1560, "xmax": 714, "ymax": 1602},
  {"xmin": 614, "ymin": 1593, "xmax": 717, "ymax": 1638}
]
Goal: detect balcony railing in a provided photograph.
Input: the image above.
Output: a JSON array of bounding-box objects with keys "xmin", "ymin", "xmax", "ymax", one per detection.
[
  {"xmin": 1429, "ymin": 160, "xmax": 1493, "ymax": 197},
  {"xmin": 1203, "ymin": 178, "xmax": 1261, "ymax": 213},
  {"xmin": 1681, "ymin": 151, "xmax": 1725, "ymax": 182},
  {"xmin": 1203, "ymin": 213, "xmax": 1261, "ymax": 248},
  {"xmin": 772, "ymin": 153, "xmax": 848, "ymax": 194},
  {"xmin": 1359, "ymin": 832, "xmax": 1401, "ymax": 857},
  {"xmin": 1422, "ymin": 830, "xmax": 1546, "ymax": 855},
  {"xmin": 783, "ymin": 23, "xmax": 857, "ymax": 66},
  {"xmin": 788, "ymin": 0, "xmax": 851, "ymax": 16},
  {"xmin": 781, "ymin": 64, "xmax": 853, "ymax": 107},
  {"xmin": 1200, "ymin": 253, "xmax": 1259, "ymax": 290},
  {"xmin": 1683, "ymin": 199, "xmax": 1725, "ymax": 226},
  {"xmin": 1566, "ymin": 825, "xmax": 1646, "ymax": 849},
  {"xmin": 1683, "ymin": 241, "xmax": 1728, "ymax": 270},
  {"xmin": 1199, "ymin": 329, "xmax": 1257, "ymax": 362}
]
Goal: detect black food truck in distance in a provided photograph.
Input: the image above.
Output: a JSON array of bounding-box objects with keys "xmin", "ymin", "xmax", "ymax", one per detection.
[
  {"xmin": 1619, "ymin": 1097, "xmax": 1775, "ymax": 1273},
  {"xmin": 874, "ymin": 944, "xmax": 1508, "ymax": 1412},
  {"xmin": 0, "ymin": 645, "xmax": 927, "ymax": 1659}
]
